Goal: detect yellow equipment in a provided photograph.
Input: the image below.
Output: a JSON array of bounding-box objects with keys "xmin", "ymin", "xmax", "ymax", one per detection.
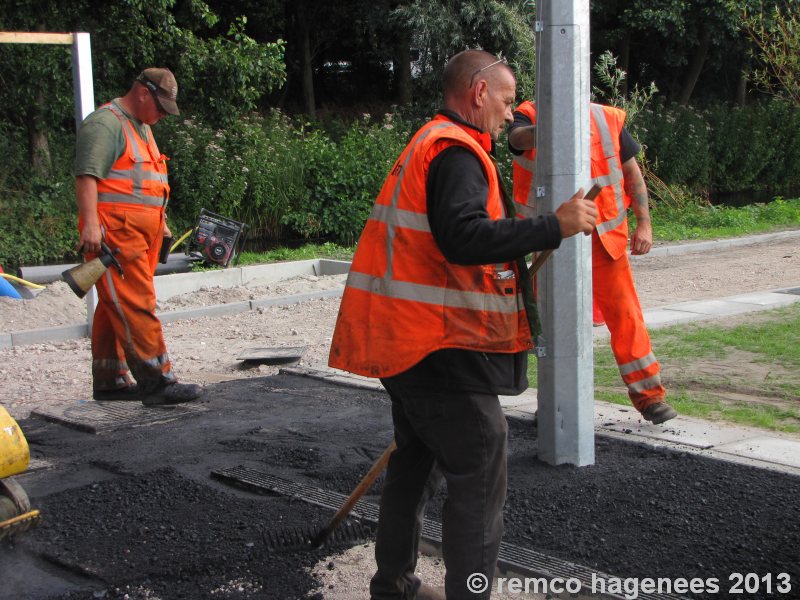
[{"xmin": 0, "ymin": 406, "xmax": 41, "ymax": 539}]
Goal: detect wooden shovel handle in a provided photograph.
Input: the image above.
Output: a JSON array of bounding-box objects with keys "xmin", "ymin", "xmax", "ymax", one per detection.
[{"xmin": 311, "ymin": 439, "xmax": 397, "ymax": 547}]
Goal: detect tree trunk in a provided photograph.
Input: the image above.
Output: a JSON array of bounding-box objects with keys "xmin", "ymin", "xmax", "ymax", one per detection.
[
  {"xmin": 296, "ymin": 0, "xmax": 315, "ymax": 117},
  {"xmin": 619, "ymin": 32, "xmax": 630, "ymax": 98},
  {"xmin": 28, "ymin": 90, "xmax": 51, "ymax": 177},
  {"xmin": 735, "ymin": 57, "xmax": 751, "ymax": 107},
  {"xmin": 394, "ymin": 35, "xmax": 412, "ymax": 105},
  {"xmin": 677, "ymin": 26, "xmax": 712, "ymax": 105},
  {"xmin": 735, "ymin": 68, "xmax": 749, "ymax": 107}
]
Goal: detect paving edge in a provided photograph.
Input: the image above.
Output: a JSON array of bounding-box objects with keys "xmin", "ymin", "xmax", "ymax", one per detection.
[
  {"xmin": 635, "ymin": 228, "xmax": 800, "ymax": 259},
  {"xmin": 2, "ymin": 288, "xmax": 343, "ymax": 348}
]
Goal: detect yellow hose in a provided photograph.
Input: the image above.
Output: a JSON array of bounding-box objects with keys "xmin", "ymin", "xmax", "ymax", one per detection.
[
  {"xmin": 0, "ymin": 273, "xmax": 45, "ymax": 289},
  {"xmin": 170, "ymin": 228, "xmax": 195, "ymax": 253}
]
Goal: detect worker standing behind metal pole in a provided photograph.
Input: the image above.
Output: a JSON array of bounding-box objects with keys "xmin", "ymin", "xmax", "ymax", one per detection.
[{"xmin": 535, "ymin": 0, "xmax": 594, "ymax": 466}]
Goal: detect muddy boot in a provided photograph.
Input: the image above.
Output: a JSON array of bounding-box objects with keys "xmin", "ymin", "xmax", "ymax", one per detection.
[
  {"xmin": 141, "ymin": 382, "xmax": 202, "ymax": 407},
  {"xmin": 641, "ymin": 401, "xmax": 677, "ymax": 425}
]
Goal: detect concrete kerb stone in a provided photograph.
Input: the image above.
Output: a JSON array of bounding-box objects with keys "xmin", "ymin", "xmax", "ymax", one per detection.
[
  {"xmin": 635, "ymin": 229, "xmax": 800, "ymax": 259},
  {"xmin": 250, "ymin": 288, "xmax": 343, "ymax": 310},
  {"xmin": 592, "ymin": 287, "xmax": 800, "ymax": 339},
  {"xmin": 157, "ymin": 301, "xmax": 253, "ymax": 324},
  {"xmin": 11, "ymin": 323, "xmax": 89, "ymax": 346},
  {"xmin": 3, "ymin": 258, "xmax": 351, "ymax": 348},
  {"xmin": 155, "ymin": 267, "xmax": 244, "ymax": 302}
]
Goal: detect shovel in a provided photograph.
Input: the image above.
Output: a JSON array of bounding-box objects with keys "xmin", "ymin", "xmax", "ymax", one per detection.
[{"xmin": 310, "ymin": 439, "xmax": 397, "ymax": 548}]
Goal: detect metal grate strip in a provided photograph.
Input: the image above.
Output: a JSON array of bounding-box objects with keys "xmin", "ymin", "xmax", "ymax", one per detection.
[
  {"xmin": 31, "ymin": 401, "xmax": 207, "ymax": 434},
  {"xmin": 263, "ymin": 520, "xmax": 375, "ymax": 552},
  {"xmin": 212, "ymin": 466, "xmax": 681, "ymax": 600}
]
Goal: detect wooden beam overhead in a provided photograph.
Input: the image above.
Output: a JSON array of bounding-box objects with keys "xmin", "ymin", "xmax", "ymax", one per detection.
[{"xmin": 0, "ymin": 32, "xmax": 75, "ymax": 45}]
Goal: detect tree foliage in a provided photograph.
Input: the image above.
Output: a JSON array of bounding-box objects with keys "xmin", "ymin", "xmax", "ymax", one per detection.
[{"xmin": 744, "ymin": 2, "xmax": 800, "ymax": 106}]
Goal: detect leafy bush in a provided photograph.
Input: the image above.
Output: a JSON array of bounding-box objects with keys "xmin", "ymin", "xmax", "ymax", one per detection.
[
  {"xmin": 160, "ymin": 110, "xmax": 412, "ymax": 247},
  {"xmin": 635, "ymin": 99, "xmax": 800, "ymax": 200},
  {"xmin": 634, "ymin": 102, "xmax": 713, "ymax": 194},
  {"xmin": 0, "ymin": 175, "xmax": 77, "ymax": 271},
  {"xmin": 301, "ymin": 114, "xmax": 411, "ymax": 245}
]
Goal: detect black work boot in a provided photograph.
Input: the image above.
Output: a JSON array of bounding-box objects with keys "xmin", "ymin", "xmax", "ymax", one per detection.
[
  {"xmin": 641, "ymin": 401, "xmax": 678, "ymax": 424},
  {"xmin": 141, "ymin": 382, "xmax": 203, "ymax": 407}
]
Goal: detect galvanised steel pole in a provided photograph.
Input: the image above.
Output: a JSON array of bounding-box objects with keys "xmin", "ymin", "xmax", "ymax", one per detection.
[{"xmin": 534, "ymin": 0, "xmax": 594, "ymax": 466}]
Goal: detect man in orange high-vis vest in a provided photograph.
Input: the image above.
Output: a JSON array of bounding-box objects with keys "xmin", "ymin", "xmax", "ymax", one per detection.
[
  {"xmin": 509, "ymin": 101, "xmax": 677, "ymax": 425},
  {"xmin": 74, "ymin": 68, "xmax": 202, "ymax": 407},
  {"xmin": 329, "ymin": 50, "xmax": 597, "ymax": 600}
]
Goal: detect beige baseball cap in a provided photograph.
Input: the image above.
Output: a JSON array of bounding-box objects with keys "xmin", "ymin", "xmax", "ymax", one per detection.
[{"xmin": 136, "ymin": 68, "xmax": 180, "ymax": 116}]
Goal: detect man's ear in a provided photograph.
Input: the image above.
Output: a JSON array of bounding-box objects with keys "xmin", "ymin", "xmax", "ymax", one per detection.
[{"xmin": 474, "ymin": 80, "xmax": 488, "ymax": 107}]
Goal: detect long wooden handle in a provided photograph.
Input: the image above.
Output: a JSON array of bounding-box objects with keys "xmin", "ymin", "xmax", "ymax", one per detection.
[{"xmin": 311, "ymin": 439, "xmax": 397, "ymax": 547}]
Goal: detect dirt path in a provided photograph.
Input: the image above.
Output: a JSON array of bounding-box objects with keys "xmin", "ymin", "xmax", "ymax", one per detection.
[{"xmin": 1, "ymin": 236, "xmax": 798, "ymax": 421}]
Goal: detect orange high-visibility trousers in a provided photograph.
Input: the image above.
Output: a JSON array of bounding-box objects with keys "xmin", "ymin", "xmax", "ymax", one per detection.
[
  {"xmin": 81, "ymin": 204, "xmax": 175, "ymax": 393},
  {"xmin": 592, "ymin": 231, "xmax": 666, "ymax": 412}
]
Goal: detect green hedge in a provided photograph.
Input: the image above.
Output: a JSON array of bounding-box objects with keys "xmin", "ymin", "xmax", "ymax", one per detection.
[
  {"xmin": 3, "ymin": 100, "xmax": 800, "ymax": 271},
  {"xmin": 633, "ymin": 100, "xmax": 800, "ymax": 199}
]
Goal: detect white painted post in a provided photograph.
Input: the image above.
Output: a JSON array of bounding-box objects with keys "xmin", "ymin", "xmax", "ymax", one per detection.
[
  {"xmin": 534, "ymin": 0, "xmax": 595, "ymax": 466},
  {"xmin": 71, "ymin": 32, "xmax": 98, "ymax": 332},
  {"xmin": 71, "ymin": 33, "xmax": 95, "ymax": 128}
]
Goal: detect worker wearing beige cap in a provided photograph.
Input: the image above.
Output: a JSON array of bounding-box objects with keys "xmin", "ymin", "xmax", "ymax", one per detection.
[{"xmin": 74, "ymin": 68, "xmax": 202, "ymax": 406}]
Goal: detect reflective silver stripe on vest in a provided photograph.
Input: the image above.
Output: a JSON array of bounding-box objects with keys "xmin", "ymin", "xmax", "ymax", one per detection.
[
  {"xmin": 591, "ymin": 104, "xmax": 627, "ymax": 236},
  {"xmin": 512, "ymin": 154, "xmax": 536, "ymax": 171},
  {"xmin": 347, "ymin": 271, "xmax": 521, "ymax": 314},
  {"xmin": 98, "ymin": 104, "xmax": 167, "ymax": 207},
  {"xmin": 383, "ymin": 122, "xmax": 454, "ymax": 280},
  {"xmin": 370, "ymin": 203, "xmax": 431, "ymax": 232},
  {"xmin": 618, "ymin": 352, "xmax": 657, "ymax": 376},
  {"xmin": 513, "ymin": 153, "xmax": 539, "ymax": 206},
  {"xmin": 350, "ymin": 121, "xmax": 518, "ymax": 314},
  {"xmin": 513, "ymin": 201, "xmax": 537, "ymax": 219},
  {"xmin": 626, "ymin": 373, "xmax": 663, "ymax": 394}
]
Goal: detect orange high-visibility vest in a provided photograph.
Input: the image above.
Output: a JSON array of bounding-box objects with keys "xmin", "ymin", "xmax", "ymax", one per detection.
[
  {"xmin": 512, "ymin": 101, "xmax": 631, "ymax": 260},
  {"xmin": 96, "ymin": 103, "xmax": 170, "ymax": 208},
  {"xmin": 329, "ymin": 115, "xmax": 532, "ymax": 378}
]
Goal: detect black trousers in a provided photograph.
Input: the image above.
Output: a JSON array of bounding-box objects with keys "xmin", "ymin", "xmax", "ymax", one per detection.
[{"xmin": 370, "ymin": 376, "xmax": 508, "ymax": 600}]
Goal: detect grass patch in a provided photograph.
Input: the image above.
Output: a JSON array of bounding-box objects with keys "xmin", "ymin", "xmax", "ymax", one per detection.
[
  {"xmin": 527, "ymin": 304, "xmax": 800, "ymax": 432},
  {"xmin": 236, "ymin": 242, "xmax": 353, "ymax": 266},
  {"xmin": 647, "ymin": 197, "xmax": 800, "ymax": 241}
]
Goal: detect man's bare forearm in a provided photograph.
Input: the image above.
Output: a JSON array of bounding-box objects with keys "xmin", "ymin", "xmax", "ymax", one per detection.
[
  {"xmin": 76, "ymin": 174, "xmax": 102, "ymax": 253},
  {"xmin": 622, "ymin": 158, "xmax": 650, "ymax": 222}
]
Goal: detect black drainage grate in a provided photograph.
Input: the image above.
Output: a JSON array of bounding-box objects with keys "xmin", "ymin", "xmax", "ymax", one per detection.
[
  {"xmin": 212, "ymin": 466, "xmax": 682, "ymax": 600},
  {"xmin": 31, "ymin": 401, "xmax": 207, "ymax": 434}
]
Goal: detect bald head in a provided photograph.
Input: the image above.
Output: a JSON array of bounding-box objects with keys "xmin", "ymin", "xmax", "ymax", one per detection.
[
  {"xmin": 442, "ymin": 50, "xmax": 513, "ymax": 101},
  {"xmin": 441, "ymin": 50, "xmax": 517, "ymax": 141}
]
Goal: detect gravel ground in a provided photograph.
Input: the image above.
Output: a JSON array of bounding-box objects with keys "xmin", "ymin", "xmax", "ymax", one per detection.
[{"xmin": 2, "ymin": 236, "xmax": 799, "ymax": 422}]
